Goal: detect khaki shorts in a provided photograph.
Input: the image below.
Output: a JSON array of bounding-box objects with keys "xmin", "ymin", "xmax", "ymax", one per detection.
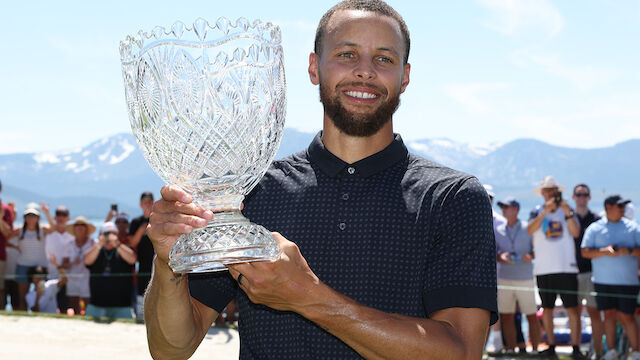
[
  {"xmin": 0, "ymin": 260, "xmax": 5, "ymax": 291},
  {"xmin": 577, "ymin": 272, "xmax": 597, "ymax": 308},
  {"xmin": 497, "ymin": 278, "xmax": 538, "ymax": 315}
]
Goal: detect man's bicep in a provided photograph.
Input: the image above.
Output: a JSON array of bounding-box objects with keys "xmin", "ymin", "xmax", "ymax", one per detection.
[{"xmin": 430, "ymin": 307, "xmax": 490, "ymax": 360}]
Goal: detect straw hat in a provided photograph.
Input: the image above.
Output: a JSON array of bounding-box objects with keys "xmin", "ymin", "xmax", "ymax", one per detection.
[
  {"xmin": 533, "ymin": 175, "xmax": 566, "ymax": 196},
  {"xmin": 65, "ymin": 216, "xmax": 96, "ymax": 236}
]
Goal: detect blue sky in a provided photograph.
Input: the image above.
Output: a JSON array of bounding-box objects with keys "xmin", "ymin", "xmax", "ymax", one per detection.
[{"xmin": 1, "ymin": 0, "xmax": 639, "ymax": 154}]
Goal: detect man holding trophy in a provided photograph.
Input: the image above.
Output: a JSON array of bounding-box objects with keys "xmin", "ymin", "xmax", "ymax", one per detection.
[{"xmin": 129, "ymin": 0, "xmax": 497, "ymax": 358}]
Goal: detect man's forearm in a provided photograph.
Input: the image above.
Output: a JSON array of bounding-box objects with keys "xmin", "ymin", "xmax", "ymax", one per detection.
[
  {"xmin": 567, "ymin": 217, "xmax": 580, "ymax": 238},
  {"xmin": 582, "ymin": 247, "xmax": 608, "ymax": 259},
  {"xmin": 298, "ymin": 284, "xmax": 482, "ymax": 360},
  {"xmin": 116, "ymin": 245, "xmax": 137, "ymax": 265},
  {"xmin": 0, "ymin": 219, "xmax": 11, "ymax": 237},
  {"xmin": 145, "ymin": 257, "xmax": 215, "ymax": 360},
  {"xmin": 527, "ymin": 211, "xmax": 547, "ymax": 235}
]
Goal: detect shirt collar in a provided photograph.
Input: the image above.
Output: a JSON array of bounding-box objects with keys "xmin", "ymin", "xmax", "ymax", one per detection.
[{"xmin": 307, "ymin": 131, "xmax": 408, "ymax": 178}]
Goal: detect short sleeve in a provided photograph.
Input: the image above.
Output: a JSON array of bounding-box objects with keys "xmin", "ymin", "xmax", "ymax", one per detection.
[
  {"xmin": 528, "ymin": 206, "xmax": 541, "ymax": 222},
  {"xmin": 634, "ymin": 223, "xmax": 640, "ymax": 247},
  {"xmin": 188, "ymin": 271, "xmax": 239, "ymax": 313},
  {"xmin": 582, "ymin": 224, "xmax": 596, "ymax": 248},
  {"xmin": 423, "ymin": 177, "xmax": 498, "ymax": 325}
]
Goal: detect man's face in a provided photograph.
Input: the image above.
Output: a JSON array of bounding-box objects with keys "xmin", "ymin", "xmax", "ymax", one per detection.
[
  {"xmin": 541, "ymin": 187, "xmax": 558, "ymax": 202},
  {"xmin": 74, "ymin": 224, "xmax": 87, "ymax": 239},
  {"xmin": 500, "ymin": 205, "xmax": 519, "ymax": 220},
  {"xmin": 115, "ymin": 219, "xmax": 129, "ymax": 234},
  {"xmin": 140, "ymin": 197, "xmax": 153, "ymax": 215},
  {"xmin": 572, "ymin": 186, "xmax": 591, "ymax": 207},
  {"xmin": 55, "ymin": 212, "xmax": 69, "ymax": 226},
  {"xmin": 605, "ymin": 203, "xmax": 625, "ymax": 222},
  {"xmin": 309, "ymin": 10, "xmax": 410, "ymax": 137}
]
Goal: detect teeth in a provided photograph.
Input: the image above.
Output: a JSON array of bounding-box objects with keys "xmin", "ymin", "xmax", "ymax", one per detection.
[{"xmin": 345, "ymin": 91, "xmax": 377, "ymax": 99}]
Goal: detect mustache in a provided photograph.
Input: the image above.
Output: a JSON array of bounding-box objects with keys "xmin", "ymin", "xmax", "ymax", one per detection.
[{"xmin": 337, "ymin": 82, "xmax": 387, "ymax": 96}]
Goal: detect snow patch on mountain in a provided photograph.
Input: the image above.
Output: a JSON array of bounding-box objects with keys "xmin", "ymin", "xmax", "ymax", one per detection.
[
  {"xmin": 109, "ymin": 140, "xmax": 135, "ymax": 165},
  {"xmin": 34, "ymin": 152, "xmax": 61, "ymax": 164}
]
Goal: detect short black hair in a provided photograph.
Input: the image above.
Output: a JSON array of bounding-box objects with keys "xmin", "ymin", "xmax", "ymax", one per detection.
[
  {"xmin": 140, "ymin": 191, "xmax": 154, "ymax": 201},
  {"xmin": 27, "ymin": 265, "xmax": 48, "ymax": 283},
  {"xmin": 314, "ymin": 0, "xmax": 410, "ymax": 64},
  {"xmin": 573, "ymin": 183, "xmax": 590, "ymax": 195}
]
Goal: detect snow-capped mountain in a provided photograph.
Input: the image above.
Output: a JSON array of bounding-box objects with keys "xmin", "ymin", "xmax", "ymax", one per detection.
[{"xmin": 1, "ymin": 130, "xmax": 638, "ymax": 218}]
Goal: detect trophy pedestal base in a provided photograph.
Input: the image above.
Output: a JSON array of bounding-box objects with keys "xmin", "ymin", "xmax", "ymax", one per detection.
[{"xmin": 168, "ymin": 218, "xmax": 280, "ymax": 273}]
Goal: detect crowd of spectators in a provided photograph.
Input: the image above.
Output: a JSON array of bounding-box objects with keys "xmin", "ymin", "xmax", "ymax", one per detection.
[
  {"xmin": 0, "ymin": 181, "xmax": 164, "ymax": 321},
  {"xmin": 486, "ymin": 176, "xmax": 640, "ymax": 360}
]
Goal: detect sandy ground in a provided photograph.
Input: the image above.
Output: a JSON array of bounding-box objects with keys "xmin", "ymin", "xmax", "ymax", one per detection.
[{"xmin": 0, "ymin": 313, "xmax": 239, "ymax": 359}]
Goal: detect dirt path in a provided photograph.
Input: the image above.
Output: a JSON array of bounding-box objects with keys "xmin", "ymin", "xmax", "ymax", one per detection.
[{"xmin": 0, "ymin": 313, "xmax": 239, "ymax": 359}]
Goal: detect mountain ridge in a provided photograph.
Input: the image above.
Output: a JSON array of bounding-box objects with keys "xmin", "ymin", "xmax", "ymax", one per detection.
[{"xmin": 1, "ymin": 129, "xmax": 637, "ymax": 219}]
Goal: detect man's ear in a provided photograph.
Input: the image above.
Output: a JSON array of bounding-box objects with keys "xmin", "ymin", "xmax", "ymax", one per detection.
[
  {"xmin": 308, "ymin": 52, "xmax": 320, "ymax": 85},
  {"xmin": 400, "ymin": 63, "xmax": 410, "ymax": 94}
]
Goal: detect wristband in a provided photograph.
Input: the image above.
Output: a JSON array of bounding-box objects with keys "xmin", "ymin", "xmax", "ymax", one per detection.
[{"xmin": 565, "ymin": 212, "xmax": 574, "ymax": 220}]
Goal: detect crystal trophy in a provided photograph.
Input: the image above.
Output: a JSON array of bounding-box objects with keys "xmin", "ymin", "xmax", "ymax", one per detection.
[{"xmin": 120, "ymin": 18, "xmax": 286, "ymax": 273}]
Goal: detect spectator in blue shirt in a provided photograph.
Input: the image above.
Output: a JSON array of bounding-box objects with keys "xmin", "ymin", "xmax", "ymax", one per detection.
[
  {"xmin": 495, "ymin": 196, "xmax": 540, "ymax": 353},
  {"xmin": 582, "ymin": 195, "xmax": 640, "ymax": 360}
]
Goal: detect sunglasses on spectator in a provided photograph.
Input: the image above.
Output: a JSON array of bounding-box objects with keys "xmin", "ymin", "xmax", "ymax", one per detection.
[
  {"xmin": 55, "ymin": 212, "xmax": 69, "ymax": 217},
  {"xmin": 574, "ymin": 193, "xmax": 590, "ymax": 197}
]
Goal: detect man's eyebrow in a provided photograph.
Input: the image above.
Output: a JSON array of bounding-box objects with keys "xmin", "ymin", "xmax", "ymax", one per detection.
[{"xmin": 333, "ymin": 42, "xmax": 400, "ymax": 56}]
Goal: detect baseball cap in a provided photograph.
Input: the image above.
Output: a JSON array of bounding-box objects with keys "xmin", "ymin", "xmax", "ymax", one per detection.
[
  {"xmin": 625, "ymin": 203, "xmax": 635, "ymax": 219},
  {"xmin": 534, "ymin": 175, "xmax": 566, "ymax": 196},
  {"xmin": 140, "ymin": 191, "xmax": 154, "ymax": 201},
  {"xmin": 115, "ymin": 212, "xmax": 130, "ymax": 222},
  {"xmin": 497, "ymin": 196, "xmax": 520, "ymax": 208},
  {"xmin": 604, "ymin": 194, "xmax": 631, "ymax": 207},
  {"xmin": 101, "ymin": 221, "xmax": 118, "ymax": 234},
  {"xmin": 24, "ymin": 207, "xmax": 40, "ymax": 217}
]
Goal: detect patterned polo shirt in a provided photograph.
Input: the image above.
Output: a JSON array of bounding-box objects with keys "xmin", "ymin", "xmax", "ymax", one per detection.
[{"xmin": 189, "ymin": 132, "xmax": 498, "ymax": 359}]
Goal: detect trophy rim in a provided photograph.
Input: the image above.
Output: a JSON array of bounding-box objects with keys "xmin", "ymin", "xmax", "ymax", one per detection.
[{"xmin": 119, "ymin": 17, "xmax": 283, "ymax": 63}]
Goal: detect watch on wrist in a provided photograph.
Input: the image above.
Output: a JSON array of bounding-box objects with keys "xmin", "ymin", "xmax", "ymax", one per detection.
[{"xmin": 565, "ymin": 211, "xmax": 574, "ymax": 220}]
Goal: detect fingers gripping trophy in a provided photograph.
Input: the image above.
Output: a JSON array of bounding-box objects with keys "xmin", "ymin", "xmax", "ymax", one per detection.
[{"xmin": 119, "ymin": 18, "xmax": 286, "ymax": 273}]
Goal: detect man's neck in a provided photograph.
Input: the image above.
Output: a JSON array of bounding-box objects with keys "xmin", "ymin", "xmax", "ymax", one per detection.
[
  {"xmin": 55, "ymin": 225, "xmax": 66, "ymax": 233},
  {"xmin": 321, "ymin": 116, "xmax": 394, "ymax": 164},
  {"xmin": 574, "ymin": 205, "xmax": 589, "ymax": 217},
  {"xmin": 507, "ymin": 218, "xmax": 518, "ymax": 227}
]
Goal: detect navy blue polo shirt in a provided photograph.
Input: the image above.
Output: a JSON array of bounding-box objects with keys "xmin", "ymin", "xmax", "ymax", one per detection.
[{"xmin": 189, "ymin": 132, "xmax": 498, "ymax": 359}]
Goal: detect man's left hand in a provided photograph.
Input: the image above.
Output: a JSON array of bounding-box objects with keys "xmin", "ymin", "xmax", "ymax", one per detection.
[{"xmin": 226, "ymin": 232, "xmax": 321, "ymax": 313}]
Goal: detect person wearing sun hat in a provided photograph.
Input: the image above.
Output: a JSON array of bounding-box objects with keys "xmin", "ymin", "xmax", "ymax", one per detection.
[
  {"xmin": 527, "ymin": 175, "xmax": 583, "ymax": 358},
  {"xmin": 64, "ymin": 216, "xmax": 96, "ymax": 315}
]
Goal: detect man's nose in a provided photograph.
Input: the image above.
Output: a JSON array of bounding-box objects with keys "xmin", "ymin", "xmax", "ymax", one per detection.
[{"xmin": 353, "ymin": 59, "xmax": 376, "ymax": 80}]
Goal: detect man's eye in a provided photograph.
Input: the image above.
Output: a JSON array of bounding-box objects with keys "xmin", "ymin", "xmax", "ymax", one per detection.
[
  {"xmin": 377, "ymin": 56, "xmax": 392, "ymax": 63},
  {"xmin": 339, "ymin": 53, "xmax": 354, "ymax": 58}
]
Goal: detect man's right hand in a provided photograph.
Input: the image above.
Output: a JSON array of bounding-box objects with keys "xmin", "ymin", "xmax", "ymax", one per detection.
[
  {"xmin": 543, "ymin": 197, "xmax": 557, "ymax": 213},
  {"xmin": 148, "ymin": 185, "xmax": 213, "ymax": 264}
]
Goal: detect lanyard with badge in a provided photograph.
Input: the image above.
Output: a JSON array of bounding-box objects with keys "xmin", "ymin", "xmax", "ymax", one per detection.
[{"xmin": 506, "ymin": 222, "xmax": 521, "ymax": 262}]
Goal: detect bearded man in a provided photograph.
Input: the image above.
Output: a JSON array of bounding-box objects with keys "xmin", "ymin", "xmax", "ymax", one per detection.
[{"xmin": 144, "ymin": 1, "xmax": 498, "ymax": 359}]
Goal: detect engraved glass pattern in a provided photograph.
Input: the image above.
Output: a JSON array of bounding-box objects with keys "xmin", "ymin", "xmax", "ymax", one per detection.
[{"xmin": 120, "ymin": 18, "xmax": 286, "ymax": 273}]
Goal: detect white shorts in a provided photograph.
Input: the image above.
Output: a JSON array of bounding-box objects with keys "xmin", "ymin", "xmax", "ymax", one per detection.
[
  {"xmin": 497, "ymin": 278, "xmax": 538, "ymax": 315},
  {"xmin": 66, "ymin": 276, "xmax": 90, "ymax": 298}
]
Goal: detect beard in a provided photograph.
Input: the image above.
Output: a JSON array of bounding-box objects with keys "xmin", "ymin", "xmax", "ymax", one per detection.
[{"xmin": 319, "ymin": 81, "xmax": 401, "ymax": 137}]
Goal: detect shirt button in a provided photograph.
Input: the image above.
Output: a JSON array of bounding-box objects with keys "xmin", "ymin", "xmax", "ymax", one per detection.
[
  {"xmin": 347, "ymin": 167, "xmax": 355, "ymax": 175},
  {"xmin": 342, "ymin": 193, "xmax": 349, "ymax": 201},
  {"xmin": 338, "ymin": 222, "xmax": 346, "ymax": 231}
]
